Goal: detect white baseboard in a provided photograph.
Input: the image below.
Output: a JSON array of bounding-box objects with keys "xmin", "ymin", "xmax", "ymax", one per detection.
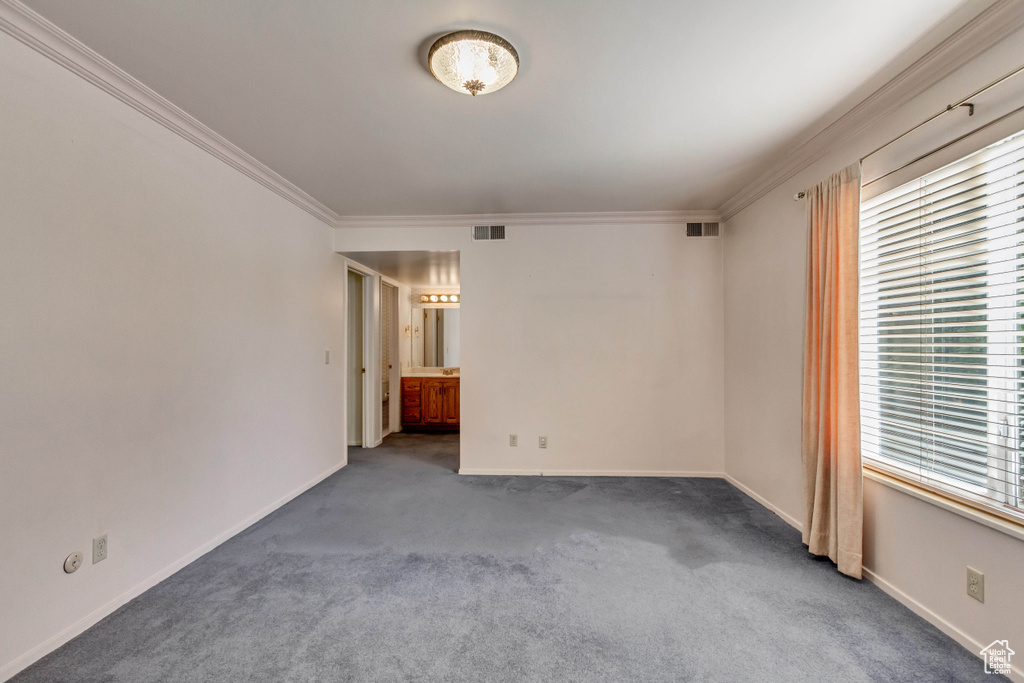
[
  {"xmin": 723, "ymin": 474, "xmax": 804, "ymax": 532},
  {"xmin": 0, "ymin": 459, "xmax": 348, "ymax": 683},
  {"xmin": 863, "ymin": 567, "xmax": 1024, "ymax": 682},
  {"xmin": 458, "ymin": 468, "xmax": 725, "ymax": 478}
]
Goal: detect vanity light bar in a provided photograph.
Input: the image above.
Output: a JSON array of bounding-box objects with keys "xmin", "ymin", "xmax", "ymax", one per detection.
[{"xmin": 419, "ymin": 294, "xmax": 459, "ymax": 303}]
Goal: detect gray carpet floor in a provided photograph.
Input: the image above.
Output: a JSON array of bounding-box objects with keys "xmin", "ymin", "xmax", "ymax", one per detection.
[{"xmin": 15, "ymin": 433, "xmax": 1002, "ymax": 682}]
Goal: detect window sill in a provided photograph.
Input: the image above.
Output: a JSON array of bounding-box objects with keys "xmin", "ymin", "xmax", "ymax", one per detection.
[{"xmin": 863, "ymin": 464, "xmax": 1024, "ymax": 543}]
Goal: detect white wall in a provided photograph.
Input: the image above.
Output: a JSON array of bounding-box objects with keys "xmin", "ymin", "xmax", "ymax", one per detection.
[
  {"xmin": 336, "ymin": 222, "xmax": 725, "ymax": 476},
  {"xmin": 398, "ymin": 285, "xmax": 413, "ymax": 372},
  {"xmin": 411, "ymin": 307, "xmax": 425, "ymax": 368},
  {"xmin": 723, "ymin": 26, "xmax": 1024, "ymax": 677},
  {"xmin": 0, "ymin": 32, "xmax": 347, "ymax": 680}
]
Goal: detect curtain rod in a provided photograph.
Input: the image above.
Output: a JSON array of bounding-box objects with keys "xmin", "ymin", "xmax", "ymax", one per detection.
[
  {"xmin": 859, "ymin": 64, "xmax": 1024, "ymax": 163},
  {"xmin": 861, "ymin": 102, "xmax": 1024, "ymax": 191},
  {"xmin": 794, "ymin": 64, "xmax": 1024, "ymax": 202}
]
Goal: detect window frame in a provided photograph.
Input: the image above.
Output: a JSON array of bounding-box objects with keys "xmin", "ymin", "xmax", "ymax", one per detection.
[
  {"xmin": 864, "ymin": 461, "xmax": 1024, "ymax": 540},
  {"xmin": 857, "ymin": 130, "xmax": 1024, "ymax": 534}
]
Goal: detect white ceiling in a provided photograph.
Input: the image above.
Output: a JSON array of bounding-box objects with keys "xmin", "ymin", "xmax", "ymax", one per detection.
[
  {"xmin": 23, "ymin": 0, "xmax": 978, "ymax": 217},
  {"xmin": 344, "ymin": 251, "xmax": 460, "ymax": 288}
]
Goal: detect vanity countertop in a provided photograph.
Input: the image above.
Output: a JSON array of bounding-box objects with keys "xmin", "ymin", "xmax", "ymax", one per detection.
[{"xmin": 402, "ymin": 367, "xmax": 459, "ymax": 378}]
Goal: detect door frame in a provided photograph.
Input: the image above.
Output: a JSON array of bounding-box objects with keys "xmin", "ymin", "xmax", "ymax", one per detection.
[
  {"xmin": 346, "ymin": 262, "xmax": 377, "ymax": 448},
  {"xmin": 342, "ymin": 252, "xmax": 460, "ymax": 456}
]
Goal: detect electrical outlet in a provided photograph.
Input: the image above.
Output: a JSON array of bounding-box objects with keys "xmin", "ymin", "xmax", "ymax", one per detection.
[
  {"xmin": 93, "ymin": 534, "xmax": 108, "ymax": 564},
  {"xmin": 325, "ymin": 349, "xmax": 330, "ymax": 364},
  {"xmin": 539, "ymin": 436, "xmax": 548, "ymax": 449},
  {"xmin": 509, "ymin": 434, "xmax": 518, "ymax": 447},
  {"xmin": 64, "ymin": 551, "xmax": 83, "ymax": 574},
  {"xmin": 967, "ymin": 567, "xmax": 984, "ymax": 602}
]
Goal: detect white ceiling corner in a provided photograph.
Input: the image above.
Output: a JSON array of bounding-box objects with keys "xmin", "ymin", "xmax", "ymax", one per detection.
[
  {"xmin": 718, "ymin": 0, "xmax": 1024, "ymax": 221},
  {"xmin": 0, "ymin": 0, "xmax": 340, "ymax": 226}
]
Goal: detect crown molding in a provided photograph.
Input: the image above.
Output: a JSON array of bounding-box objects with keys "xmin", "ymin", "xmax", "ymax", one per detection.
[
  {"xmin": 0, "ymin": 0, "xmax": 340, "ymax": 226},
  {"xmin": 335, "ymin": 210, "xmax": 721, "ymax": 230},
  {"xmin": 20, "ymin": 0, "xmax": 994, "ymax": 231},
  {"xmin": 718, "ymin": 0, "xmax": 1024, "ymax": 222},
  {"xmin": 0, "ymin": 0, "xmax": 722, "ymax": 233}
]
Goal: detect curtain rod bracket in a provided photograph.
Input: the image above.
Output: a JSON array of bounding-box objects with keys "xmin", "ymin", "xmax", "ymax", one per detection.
[{"xmin": 948, "ymin": 102, "xmax": 975, "ymax": 116}]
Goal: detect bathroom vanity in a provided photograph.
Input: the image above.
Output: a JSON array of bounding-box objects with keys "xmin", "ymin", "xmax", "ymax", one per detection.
[{"xmin": 401, "ymin": 371, "xmax": 459, "ymax": 429}]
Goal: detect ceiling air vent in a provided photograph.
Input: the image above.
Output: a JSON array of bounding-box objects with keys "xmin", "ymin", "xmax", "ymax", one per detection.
[
  {"xmin": 472, "ymin": 225, "xmax": 506, "ymax": 241},
  {"xmin": 685, "ymin": 222, "xmax": 720, "ymax": 238}
]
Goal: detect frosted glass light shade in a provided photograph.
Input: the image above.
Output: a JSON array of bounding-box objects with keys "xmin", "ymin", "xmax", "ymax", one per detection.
[{"xmin": 429, "ymin": 30, "xmax": 519, "ymax": 96}]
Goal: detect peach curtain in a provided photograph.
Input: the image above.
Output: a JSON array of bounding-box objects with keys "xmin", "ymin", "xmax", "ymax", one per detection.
[{"xmin": 802, "ymin": 163, "xmax": 863, "ymax": 579}]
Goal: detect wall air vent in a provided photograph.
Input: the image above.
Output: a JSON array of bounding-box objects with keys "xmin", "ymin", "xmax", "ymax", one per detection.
[
  {"xmin": 685, "ymin": 222, "xmax": 721, "ymax": 238},
  {"xmin": 472, "ymin": 225, "xmax": 506, "ymax": 241}
]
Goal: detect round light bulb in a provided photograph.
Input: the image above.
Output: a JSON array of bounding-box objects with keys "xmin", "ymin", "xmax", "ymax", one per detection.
[{"xmin": 430, "ymin": 295, "xmax": 439, "ymax": 302}]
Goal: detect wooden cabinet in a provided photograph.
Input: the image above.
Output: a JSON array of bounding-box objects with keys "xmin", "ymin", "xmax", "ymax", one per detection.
[
  {"xmin": 442, "ymin": 381, "xmax": 460, "ymax": 425},
  {"xmin": 401, "ymin": 378, "xmax": 422, "ymax": 425},
  {"xmin": 402, "ymin": 377, "xmax": 459, "ymax": 429},
  {"xmin": 422, "ymin": 379, "xmax": 444, "ymax": 424}
]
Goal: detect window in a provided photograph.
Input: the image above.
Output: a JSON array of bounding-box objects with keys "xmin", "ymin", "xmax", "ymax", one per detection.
[{"xmin": 859, "ymin": 129, "xmax": 1024, "ymax": 518}]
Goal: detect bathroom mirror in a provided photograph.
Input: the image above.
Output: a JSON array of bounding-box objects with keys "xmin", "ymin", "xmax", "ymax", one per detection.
[{"xmin": 411, "ymin": 308, "xmax": 460, "ymax": 367}]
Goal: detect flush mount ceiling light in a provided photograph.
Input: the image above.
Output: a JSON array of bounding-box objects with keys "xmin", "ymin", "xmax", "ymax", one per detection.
[{"xmin": 428, "ymin": 30, "xmax": 519, "ymax": 97}]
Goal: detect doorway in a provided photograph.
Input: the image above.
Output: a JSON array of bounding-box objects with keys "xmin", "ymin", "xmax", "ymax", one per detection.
[{"xmin": 340, "ymin": 250, "xmax": 461, "ymax": 470}]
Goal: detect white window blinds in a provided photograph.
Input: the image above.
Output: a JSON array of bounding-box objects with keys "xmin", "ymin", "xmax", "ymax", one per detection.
[{"xmin": 859, "ymin": 129, "xmax": 1024, "ymax": 517}]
